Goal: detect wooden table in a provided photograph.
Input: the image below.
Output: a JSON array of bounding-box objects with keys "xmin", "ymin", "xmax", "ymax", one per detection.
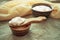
[{"xmin": 0, "ymin": 0, "xmax": 60, "ymax": 40}]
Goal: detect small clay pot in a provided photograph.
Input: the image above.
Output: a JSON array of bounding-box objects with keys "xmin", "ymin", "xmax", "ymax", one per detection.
[
  {"xmin": 9, "ymin": 24, "xmax": 31, "ymax": 36},
  {"xmin": 32, "ymin": 3, "xmax": 53, "ymax": 18}
]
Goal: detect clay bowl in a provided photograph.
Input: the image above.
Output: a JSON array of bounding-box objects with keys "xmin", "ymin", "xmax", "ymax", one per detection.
[{"xmin": 32, "ymin": 3, "xmax": 53, "ymax": 18}]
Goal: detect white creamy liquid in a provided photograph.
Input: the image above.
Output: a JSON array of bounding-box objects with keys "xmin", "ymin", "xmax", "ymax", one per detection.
[{"xmin": 32, "ymin": 5, "xmax": 52, "ymax": 12}]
